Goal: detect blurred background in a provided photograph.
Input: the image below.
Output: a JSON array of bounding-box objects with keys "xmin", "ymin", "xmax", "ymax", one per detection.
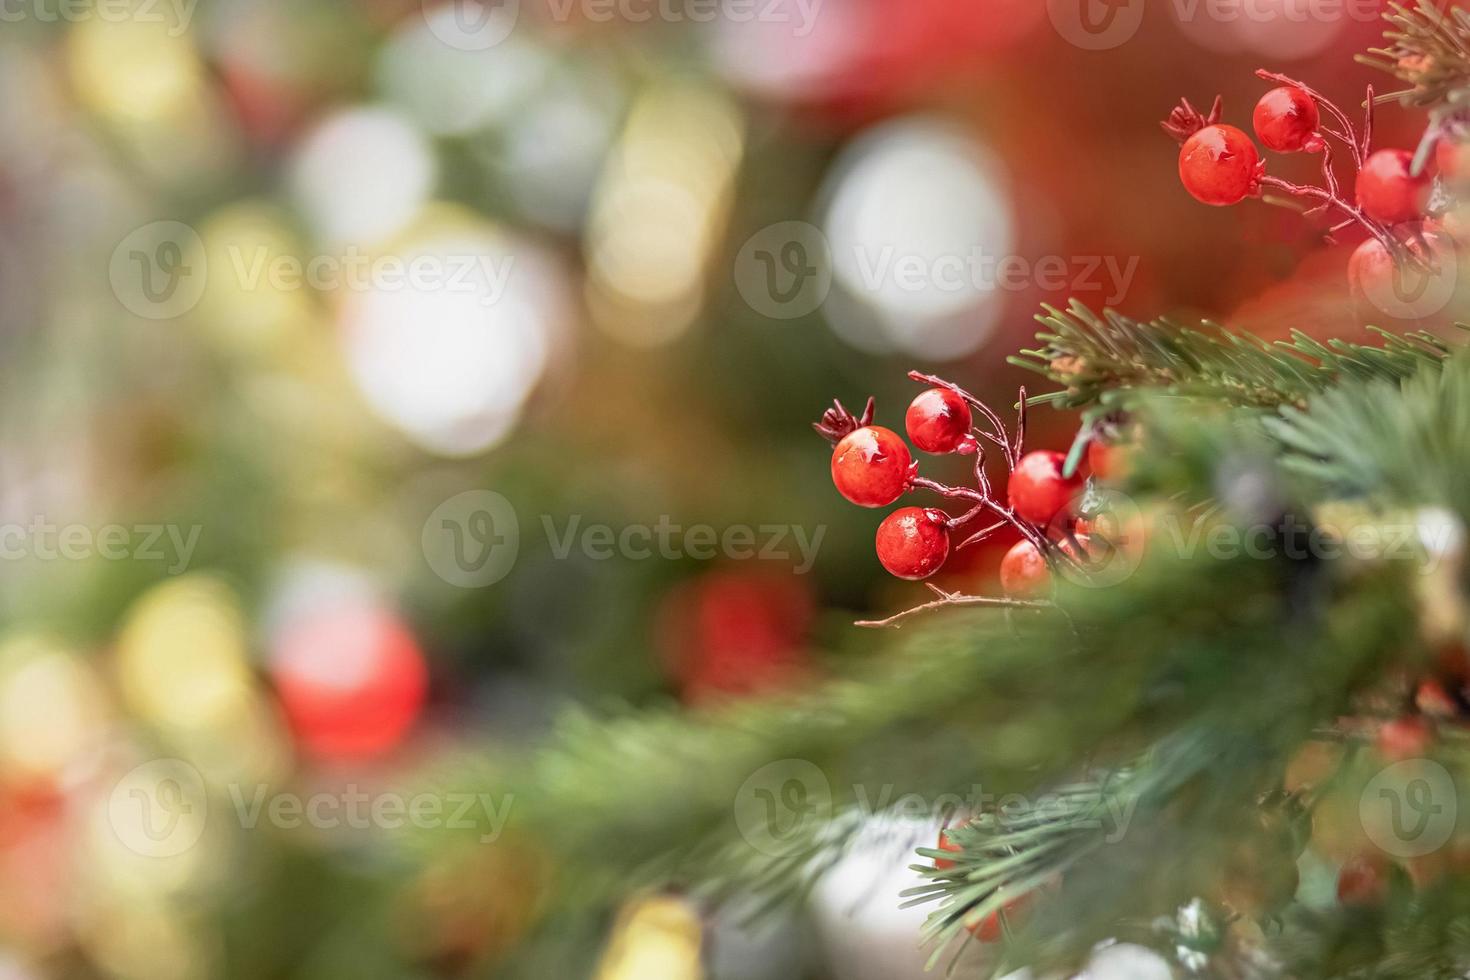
[{"xmin": 0, "ymin": 0, "xmax": 1433, "ymax": 978}]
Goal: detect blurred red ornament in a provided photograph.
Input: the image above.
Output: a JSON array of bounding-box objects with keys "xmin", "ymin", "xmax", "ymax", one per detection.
[
  {"xmin": 658, "ymin": 571, "xmax": 813, "ymax": 704},
  {"xmin": 270, "ymin": 603, "xmax": 429, "ymax": 759}
]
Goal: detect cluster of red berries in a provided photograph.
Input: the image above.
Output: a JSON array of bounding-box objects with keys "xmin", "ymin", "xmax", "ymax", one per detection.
[
  {"xmin": 1166, "ymin": 71, "xmax": 1454, "ymax": 314},
  {"xmin": 817, "ymin": 376, "xmax": 1125, "ymax": 604}
]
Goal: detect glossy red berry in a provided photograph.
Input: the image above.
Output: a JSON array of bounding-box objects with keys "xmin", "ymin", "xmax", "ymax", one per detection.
[
  {"xmin": 1179, "ymin": 125, "xmax": 1263, "ymax": 206},
  {"xmin": 1337, "ymin": 854, "xmax": 1390, "ymax": 906},
  {"xmin": 831, "ymin": 426, "xmax": 912, "ymax": 508},
  {"xmin": 905, "ymin": 388, "xmax": 974, "ymax": 455},
  {"xmin": 1252, "ymin": 86, "xmax": 1322, "ymax": 153},
  {"xmin": 1356, "ymin": 149, "xmax": 1431, "ymax": 225},
  {"xmin": 875, "ymin": 507, "xmax": 950, "ymax": 580},
  {"xmin": 1377, "ymin": 715, "xmax": 1435, "ymax": 762},
  {"xmin": 1008, "ymin": 451, "xmax": 1083, "ymax": 525},
  {"xmin": 999, "ymin": 540, "xmax": 1049, "ymax": 598}
]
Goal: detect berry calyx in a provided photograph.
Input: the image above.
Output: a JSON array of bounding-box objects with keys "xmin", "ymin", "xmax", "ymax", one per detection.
[
  {"xmin": 906, "ymin": 388, "xmax": 975, "ymax": 455},
  {"xmin": 1377, "ymin": 715, "xmax": 1435, "ymax": 762},
  {"xmin": 1179, "ymin": 125, "xmax": 1264, "ymax": 206},
  {"xmin": 1008, "ymin": 451, "xmax": 1083, "ymax": 525},
  {"xmin": 1252, "ymin": 86, "xmax": 1322, "ymax": 153},
  {"xmin": 1337, "ymin": 854, "xmax": 1390, "ymax": 906},
  {"xmin": 1356, "ymin": 149, "xmax": 1431, "ymax": 225},
  {"xmin": 875, "ymin": 507, "xmax": 950, "ymax": 580},
  {"xmin": 831, "ymin": 426, "xmax": 913, "ymax": 508},
  {"xmin": 999, "ymin": 540, "xmax": 1049, "ymax": 598}
]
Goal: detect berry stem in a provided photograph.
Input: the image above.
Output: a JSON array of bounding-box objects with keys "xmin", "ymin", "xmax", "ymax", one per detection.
[{"xmin": 855, "ymin": 584, "xmax": 1051, "ymax": 629}]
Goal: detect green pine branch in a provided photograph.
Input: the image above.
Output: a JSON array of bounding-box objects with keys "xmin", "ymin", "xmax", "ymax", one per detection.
[
  {"xmin": 1267, "ymin": 349, "xmax": 1470, "ymax": 513},
  {"xmin": 1010, "ymin": 301, "xmax": 1459, "ymax": 413},
  {"xmin": 1360, "ymin": 1, "xmax": 1470, "ymax": 110}
]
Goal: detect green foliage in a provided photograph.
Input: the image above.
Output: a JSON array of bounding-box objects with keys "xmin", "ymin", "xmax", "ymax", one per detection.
[
  {"xmin": 1010, "ymin": 300, "xmax": 1458, "ymax": 413},
  {"xmin": 1361, "ymin": 1, "xmax": 1470, "ymax": 110},
  {"xmin": 524, "ymin": 300, "xmax": 1470, "ymax": 977}
]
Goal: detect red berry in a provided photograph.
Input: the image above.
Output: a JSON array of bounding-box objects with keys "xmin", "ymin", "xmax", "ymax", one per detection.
[
  {"xmin": 875, "ymin": 507, "xmax": 950, "ymax": 580},
  {"xmin": 999, "ymin": 540, "xmax": 1049, "ymax": 598},
  {"xmin": 1438, "ymin": 138, "xmax": 1470, "ymax": 187},
  {"xmin": 935, "ymin": 829, "xmax": 961, "ymax": 871},
  {"xmin": 1348, "ymin": 228, "xmax": 1456, "ymax": 321},
  {"xmin": 905, "ymin": 388, "xmax": 974, "ymax": 455},
  {"xmin": 1179, "ymin": 125, "xmax": 1263, "ymax": 206},
  {"xmin": 270, "ymin": 602, "xmax": 429, "ymax": 760},
  {"xmin": 1415, "ymin": 679, "xmax": 1460, "ymax": 719},
  {"xmin": 1087, "ymin": 439, "xmax": 1131, "ymax": 483},
  {"xmin": 967, "ymin": 892, "xmax": 1032, "ymax": 943},
  {"xmin": 1337, "ymin": 854, "xmax": 1390, "ymax": 905},
  {"xmin": 1008, "ymin": 451, "xmax": 1083, "ymax": 525},
  {"xmin": 1356, "ymin": 149, "xmax": 1431, "ymax": 225},
  {"xmin": 1377, "ymin": 715, "xmax": 1435, "ymax": 762},
  {"xmin": 1252, "ymin": 86, "xmax": 1321, "ymax": 153},
  {"xmin": 831, "ymin": 426, "xmax": 912, "ymax": 508}
]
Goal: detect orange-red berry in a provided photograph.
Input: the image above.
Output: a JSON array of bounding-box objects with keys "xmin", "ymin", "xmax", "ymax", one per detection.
[
  {"xmin": 876, "ymin": 507, "xmax": 951, "ymax": 580},
  {"xmin": 831, "ymin": 426, "xmax": 912, "ymax": 508}
]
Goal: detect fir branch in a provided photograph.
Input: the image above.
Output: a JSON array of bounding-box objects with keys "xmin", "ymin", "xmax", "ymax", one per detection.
[
  {"xmin": 1266, "ymin": 349, "xmax": 1470, "ymax": 510},
  {"xmin": 1359, "ymin": 1, "xmax": 1470, "ymax": 110},
  {"xmin": 1010, "ymin": 300, "xmax": 1458, "ymax": 413}
]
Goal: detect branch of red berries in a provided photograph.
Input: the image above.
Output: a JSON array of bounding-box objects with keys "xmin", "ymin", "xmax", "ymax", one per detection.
[
  {"xmin": 815, "ymin": 375, "xmax": 1128, "ymax": 628},
  {"xmin": 1166, "ymin": 70, "xmax": 1452, "ymax": 294}
]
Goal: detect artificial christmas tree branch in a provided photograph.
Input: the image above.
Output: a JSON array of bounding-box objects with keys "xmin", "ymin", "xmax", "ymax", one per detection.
[{"xmin": 1011, "ymin": 300, "xmax": 1460, "ymax": 413}]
